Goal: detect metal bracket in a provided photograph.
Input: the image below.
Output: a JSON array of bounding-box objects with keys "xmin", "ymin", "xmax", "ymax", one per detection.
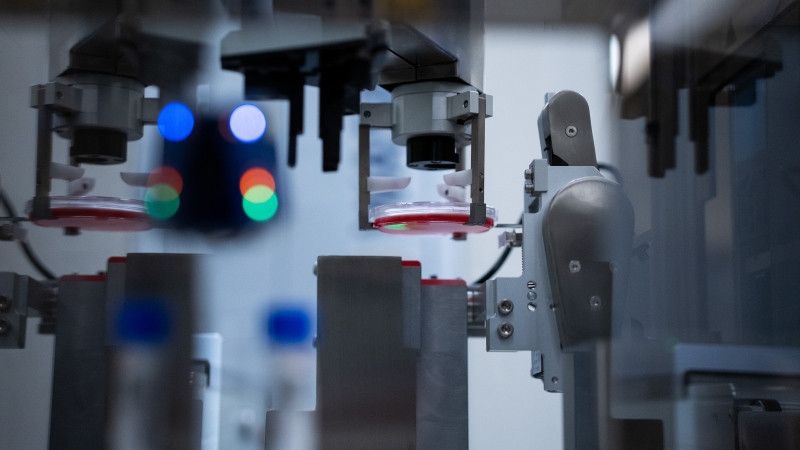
[
  {"xmin": 31, "ymin": 85, "xmax": 53, "ymax": 220},
  {"xmin": 466, "ymin": 94, "xmax": 487, "ymax": 225},
  {"xmin": 0, "ymin": 273, "xmax": 50, "ymax": 348},
  {"xmin": 498, "ymin": 228, "xmax": 523, "ymax": 248},
  {"xmin": 358, "ymin": 124, "xmax": 375, "ymax": 231},
  {"xmin": 360, "ymin": 103, "xmax": 391, "ymax": 128},
  {"xmin": 0, "ymin": 223, "xmax": 27, "ymax": 241},
  {"xmin": 30, "ymin": 83, "xmax": 83, "ymax": 113}
]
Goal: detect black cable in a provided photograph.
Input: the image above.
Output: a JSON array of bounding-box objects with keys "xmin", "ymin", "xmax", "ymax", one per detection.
[
  {"xmin": 0, "ymin": 187, "xmax": 57, "ymax": 280},
  {"xmin": 473, "ymin": 245, "xmax": 514, "ymax": 285},
  {"xmin": 472, "ymin": 214, "xmax": 523, "ymax": 285}
]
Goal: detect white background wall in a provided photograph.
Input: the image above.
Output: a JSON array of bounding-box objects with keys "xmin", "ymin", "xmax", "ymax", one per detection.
[{"xmin": 0, "ymin": 18, "xmax": 612, "ymax": 450}]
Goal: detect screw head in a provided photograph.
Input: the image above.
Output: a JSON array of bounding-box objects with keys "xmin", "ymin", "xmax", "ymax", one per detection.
[
  {"xmin": 590, "ymin": 295, "xmax": 602, "ymax": 309},
  {"xmin": 565, "ymin": 126, "xmax": 578, "ymax": 137},
  {"xmin": 463, "ymin": 100, "xmax": 469, "ymax": 108},
  {"xmin": 0, "ymin": 295, "xmax": 9, "ymax": 312},
  {"xmin": 0, "ymin": 319, "xmax": 10, "ymax": 335},
  {"xmin": 497, "ymin": 322, "xmax": 514, "ymax": 338},
  {"xmin": 569, "ymin": 260, "xmax": 581, "ymax": 273},
  {"xmin": 527, "ymin": 281, "xmax": 536, "ymax": 289},
  {"xmin": 363, "ymin": 110, "xmax": 372, "ymax": 118},
  {"xmin": 498, "ymin": 299, "xmax": 514, "ymax": 315},
  {"xmin": 527, "ymin": 302, "xmax": 536, "ymax": 311},
  {"xmin": 527, "ymin": 291, "xmax": 537, "ymax": 301},
  {"xmin": 524, "ymin": 182, "xmax": 534, "ymax": 195},
  {"xmin": 524, "ymin": 169, "xmax": 533, "ymax": 180},
  {"xmin": 551, "ymin": 376, "xmax": 559, "ymax": 384}
]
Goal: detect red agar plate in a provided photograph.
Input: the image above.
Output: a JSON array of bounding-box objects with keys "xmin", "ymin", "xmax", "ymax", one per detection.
[
  {"xmin": 370, "ymin": 202, "xmax": 497, "ymax": 235},
  {"xmin": 27, "ymin": 196, "xmax": 154, "ymax": 232}
]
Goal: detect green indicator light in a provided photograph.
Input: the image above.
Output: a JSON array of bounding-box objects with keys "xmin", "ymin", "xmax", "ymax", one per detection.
[
  {"xmin": 243, "ymin": 194, "xmax": 278, "ymax": 221},
  {"xmin": 145, "ymin": 184, "xmax": 180, "ymax": 220},
  {"xmin": 243, "ymin": 185, "xmax": 274, "ymax": 204},
  {"xmin": 147, "ymin": 184, "xmax": 179, "ymax": 201},
  {"xmin": 385, "ymin": 223, "xmax": 408, "ymax": 230},
  {"xmin": 146, "ymin": 196, "xmax": 180, "ymax": 220}
]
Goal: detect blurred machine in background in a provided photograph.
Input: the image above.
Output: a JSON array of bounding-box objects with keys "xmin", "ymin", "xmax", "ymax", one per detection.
[{"xmin": 2, "ymin": 0, "xmax": 800, "ymax": 449}]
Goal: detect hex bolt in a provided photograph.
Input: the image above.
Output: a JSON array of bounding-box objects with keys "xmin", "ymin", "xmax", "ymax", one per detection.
[
  {"xmin": 569, "ymin": 260, "xmax": 581, "ymax": 273},
  {"xmin": 527, "ymin": 280, "xmax": 536, "ymax": 289},
  {"xmin": 498, "ymin": 299, "xmax": 514, "ymax": 315},
  {"xmin": 363, "ymin": 110, "xmax": 371, "ymax": 118},
  {"xmin": 0, "ymin": 295, "xmax": 9, "ymax": 312},
  {"xmin": 527, "ymin": 291, "xmax": 537, "ymax": 301},
  {"xmin": 497, "ymin": 322, "xmax": 514, "ymax": 338},
  {"xmin": 524, "ymin": 169, "xmax": 533, "ymax": 180},
  {"xmin": 524, "ymin": 182, "xmax": 534, "ymax": 195},
  {"xmin": 590, "ymin": 296, "xmax": 602, "ymax": 309},
  {"xmin": 0, "ymin": 319, "xmax": 10, "ymax": 335},
  {"xmin": 565, "ymin": 126, "xmax": 577, "ymax": 137}
]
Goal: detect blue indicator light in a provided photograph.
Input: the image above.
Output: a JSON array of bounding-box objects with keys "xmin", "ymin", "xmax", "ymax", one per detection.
[
  {"xmin": 158, "ymin": 102, "xmax": 194, "ymax": 142},
  {"xmin": 266, "ymin": 307, "xmax": 311, "ymax": 345},
  {"xmin": 116, "ymin": 298, "xmax": 173, "ymax": 346},
  {"xmin": 229, "ymin": 104, "xmax": 267, "ymax": 143}
]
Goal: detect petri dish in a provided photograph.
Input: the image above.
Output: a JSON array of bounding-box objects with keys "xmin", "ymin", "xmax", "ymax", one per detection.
[
  {"xmin": 370, "ymin": 201, "xmax": 497, "ymax": 235},
  {"xmin": 27, "ymin": 196, "xmax": 154, "ymax": 232}
]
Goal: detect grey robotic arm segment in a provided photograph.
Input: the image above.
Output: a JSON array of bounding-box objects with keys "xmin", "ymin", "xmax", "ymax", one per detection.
[
  {"xmin": 486, "ymin": 90, "xmax": 630, "ymax": 393},
  {"xmin": 543, "ymin": 176, "xmax": 635, "ymax": 348},
  {"xmin": 538, "ymin": 90, "xmax": 598, "ymax": 168},
  {"xmin": 486, "ymin": 163, "xmax": 606, "ymax": 393}
]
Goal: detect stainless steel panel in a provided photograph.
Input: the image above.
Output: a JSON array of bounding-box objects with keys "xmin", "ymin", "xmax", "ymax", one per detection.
[
  {"xmin": 49, "ymin": 275, "xmax": 108, "ymax": 450},
  {"xmin": 316, "ymin": 256, "xmax": 417, "ymax": 450},
  {"xmin": 417, "ymin": 283, "xmax": 469, "ymax": 450},
  {"xmin": 107, "ymin": 253, "xmax": 199, "ymax": 450}
]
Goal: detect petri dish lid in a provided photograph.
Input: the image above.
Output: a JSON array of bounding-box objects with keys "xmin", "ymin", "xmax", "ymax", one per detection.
[
  {"xmin": 370, "ymin": 201, "xmax": 497, "ymax": 235},
  {"xmin": 27, "ymin": 196, "xmax": 153, "ymax": 232}
]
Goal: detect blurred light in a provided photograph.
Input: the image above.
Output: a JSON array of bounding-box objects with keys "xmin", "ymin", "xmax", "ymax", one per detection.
[
  {"xmin": 239, "ymin": 167, "xmax": 275, "ymax": 195},
  {"xmin": 146, "ymin": 166, "xmax": 182, "ymax": 220},
  {"xmin": 116, "ymin": 298, "xmax": 173, "ymax": 346},
  {"xmin": 229, "ymin": 104, "xmax": 267, "ymax": 143},
  {"xmin": 148, "ymin": 166, "xmax": 183, "ymax": 193},
  {"xmin": 243, "ymin": 195, "xmax": 278, "ymax": 222},
  {"xmin": 158, "ymin": 102, "xmax": 194, "ymax": 142},
  {"xmin": 240, "ymin": 167, "xmax": 278, "ymax": 222},
  {"xmin": 609, "ymin": 33, "xmax": 621, "ymax": 92},
  {"xmin": 266, "ymin": 308, "xmax": 311, "ymax": 345},
  {"xmin": 620, "ymin": 18, "xmax": 651, "ymax": 97}
]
